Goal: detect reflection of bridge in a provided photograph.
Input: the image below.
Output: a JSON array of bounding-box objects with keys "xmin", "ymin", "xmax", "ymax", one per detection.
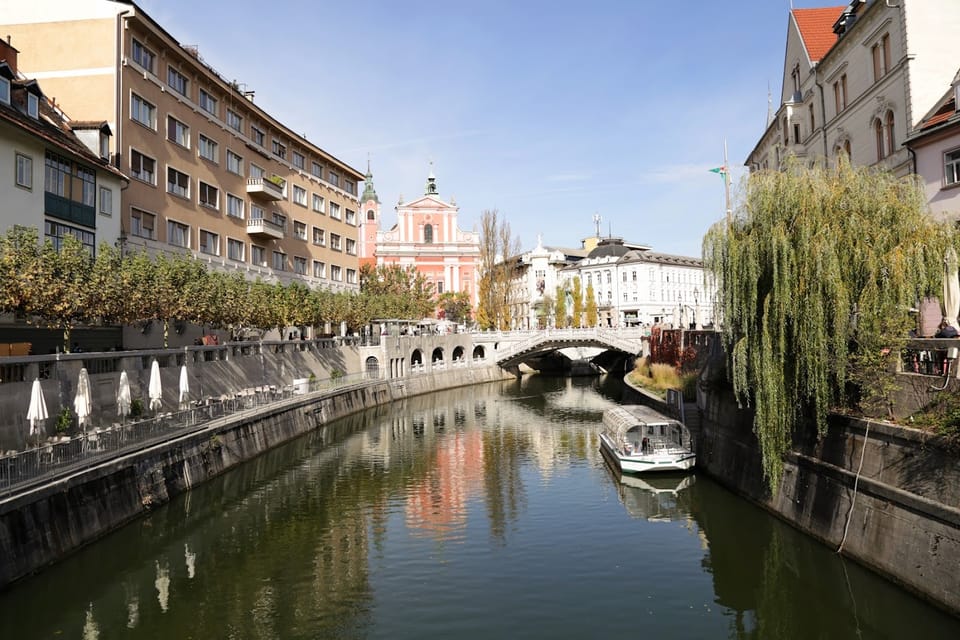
[{"xmin": 480, "ymin": 327, "xmax": 647, "ymax": 369}]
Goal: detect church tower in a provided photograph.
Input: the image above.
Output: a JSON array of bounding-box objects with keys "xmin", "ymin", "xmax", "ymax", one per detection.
[{"xmin": 358, "ymin": 159, "xmax": 380, "ymax": 267}]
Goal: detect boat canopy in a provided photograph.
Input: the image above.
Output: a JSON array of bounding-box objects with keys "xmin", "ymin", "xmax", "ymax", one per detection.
[{"xmin": 602, "ymin": 405, "xmax": 679, "ymax": 437}]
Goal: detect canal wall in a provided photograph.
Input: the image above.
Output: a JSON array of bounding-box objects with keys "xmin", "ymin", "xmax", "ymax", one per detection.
[
  {"xmin": 0, "ymin": 366, "xmax": 513, "ymax": 589},
  {"xmin": 624, "ymin": 379, "xmax": 960, "ymax": 616}
]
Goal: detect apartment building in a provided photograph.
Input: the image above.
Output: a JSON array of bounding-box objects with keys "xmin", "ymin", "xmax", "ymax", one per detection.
[
  {"xmin": 6, "ymin": 0, "xmax": 364, "ymax": 292},
  {"xmin": 746, "ymin": 0, "xmax": 960, "ymax": 187},
  {"xmin": 0, "ymin": 38, "xmax": 125, "ymax": 255},
  {"xmin": 907, "ymin": 71, "xmax": 960, "ymax": 222}
]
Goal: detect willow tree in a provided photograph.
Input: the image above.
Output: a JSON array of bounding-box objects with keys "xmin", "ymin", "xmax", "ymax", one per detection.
[{"xmin": 703, "ymin": 158, "xmax": 951, "ymax": 491}]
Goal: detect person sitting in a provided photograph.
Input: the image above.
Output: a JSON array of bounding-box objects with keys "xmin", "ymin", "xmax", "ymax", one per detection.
[{"xmin": 935, "ymin": 320, "xmax": 959, "ymax": 338}]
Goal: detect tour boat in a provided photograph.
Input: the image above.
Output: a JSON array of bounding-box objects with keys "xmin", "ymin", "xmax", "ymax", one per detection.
[{"xmin": 599, "ymin": 405, "xmax": 695, "ymax": 474}]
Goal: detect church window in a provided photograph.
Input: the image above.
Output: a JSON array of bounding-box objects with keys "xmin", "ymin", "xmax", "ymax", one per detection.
[{"xmin": 424, "ymin": 224, "xmax": 433, "ymax": 243}]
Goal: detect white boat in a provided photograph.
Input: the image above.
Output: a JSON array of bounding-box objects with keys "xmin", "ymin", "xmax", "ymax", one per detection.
[{"xmin": 599, "ymin": 405, "xmax": 695, "ymax": 474}]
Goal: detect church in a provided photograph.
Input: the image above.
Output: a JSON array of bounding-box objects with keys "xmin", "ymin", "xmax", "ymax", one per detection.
[{"xmin": 358, "ymin": 166, "xmax": 481, "ymax": 313}]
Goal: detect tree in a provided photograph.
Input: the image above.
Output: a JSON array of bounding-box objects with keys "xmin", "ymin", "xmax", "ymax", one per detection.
[
  {"xmin": 703, "ymin": 158, "xmax": 952, "ymax": 492},
  {"xmin": 585, "ymin": 282, "xmax": 598, "ymax": 327},
  {"xmin": 571, "ymin": 277, "xmax": 583, "ymax": 328},
  {"xmin": 537, "ymin": 294, "xmax": 554, "ymax": 329},
  {"xmin": 477, "ymin": 209, "xmax": 520, "ymax": 330},
  {"xmin": 0, "ymin": 226, "xmax": 40, "ymax": 316},
  {"xmin": 25, "ymin": 234, "xmax": 93, "ymax": 352},
  {"xmin": 360, "ymin": 264, "xmax": 435, "ymax": 320},
  {"xmin": 438, "ymin": 291, "xmax": 472, "ymax": 324},
  {"xmin": 554, "ymin": 284, "xmax": 567, "ymax": 328}
]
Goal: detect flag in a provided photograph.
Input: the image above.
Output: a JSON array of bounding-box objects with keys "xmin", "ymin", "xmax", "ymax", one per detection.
[{"xmin": 709, "ymin": 166, "xmax": 727, "ymax": 176}]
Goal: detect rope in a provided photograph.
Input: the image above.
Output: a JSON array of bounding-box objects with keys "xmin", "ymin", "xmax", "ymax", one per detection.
[{"xmin": 837, "ymin": 422, "xmax": 870, "ymax": 553}]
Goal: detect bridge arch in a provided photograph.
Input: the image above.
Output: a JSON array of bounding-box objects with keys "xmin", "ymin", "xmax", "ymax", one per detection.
[
  {"xmin": 411, "ymin": 349, "xmax": 423, "ymax": 366},
  {"xmin": 452, "ymin": 346, "xmax": 465, "ymax": 362},
  {"xmin": 472, "ymin": 345, "xmax": 486, "ymax": 360},
  {"xmin": 431, "ymin": 347, "xmax": 444, "ymax": 363},
  {"xmin": 365, "ymin": 356, "xmax": 380, "ymax": 378}
]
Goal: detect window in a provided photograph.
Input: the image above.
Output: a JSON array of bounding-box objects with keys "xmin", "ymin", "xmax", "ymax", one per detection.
[
  {"xmin": 131, "ymin": 39, "xmax": 156, "ymax": 74},
  {"xmin": 198, "ymin": 134, "xmax": 218, "ymax": 163},
  {"xmin": 228, "ymin": 238, "xmax": 245, "ymax": 262},
  {"xmin": 227, "ymin": 150, "xmax": 243, "ymax": 175},
  {"xmin": 199, "ymin": 230, "xmax": 219, "ymax": 256},
  {"xmin": 167, "ymin": 220, "xmax": 190, "ymax": 248},
  {"xmin": 44, "ymin": 151, "xmax": 94, "ymax": 208},
  {"xmin": 130, "ymin": 149, "xmax": 156, "ymax": 184},
  {"xmin": 131, "ymin": 207, "xmax": 156, "ymax": 239},
  {"xmin": 227, "ymin": 193, "xmax": 244, "ymax": 218},
  {"xmin": 292, "ymin": 151, "xmax": 305, "ymax": 170},
  {"xmin": 99, "ymin": 186, "xmax": 112, "ymax": 216},
  {"xmin": 833, "ymin": 74, "xmax": 847, "ymax": 113},
  {"xmin": 131, "ymin": 93, "xmax": 156, "ymax": 129},
  {"xmin": 782, "ymin": 116, "xmax": 788, "ymax": 146},
  {"xmin": 872, "ymin": 33, "xmax": 892, "ymax": 82},
  {"xmin": 344, "ymin": 180, "xmax": 355, "ymax": 195},
  {"xmin": 250, "ymin": 163, "xmax": 264, "ymax": 180},
  {"xmin": 793, "ymin": 123, "xmax": 801, "ymax": 144},
  {"xmin": 252, "ymin": 245, "xmax": 265, "ymax": 266},
  {"xmin": 294, "ymin": 221, "xmax": 306, "ymax": 240},
  {"xmin": 346, "ymin": 268, "xmax": 357, "ymax": 284},
  {"xmin": 294, "ymin": 256, "xmax": 307, "ymax": 275},
  {"xmin": 311, "ymin": 161, "xmax": 323, "ymax": 178},
  {"xmin": 809, "ymin": 103, "xmax": 815, "ymax": 134},
  {"xmin": 791, "ymin": 64, "xmax": 800, "ymax": 98},
  {"xmin": 251, "ymin": 204, "xmax": 265, "ymax": 221},
  {"xmin": 346, "ymin": 238, "xmax": 356, "ymax": 255},
  {"xmin": 45, "ymin": 221, "xmax": 94, "ymax": 255},
  {"xmin": 328, "ymin": 171, "xmax": 339, "ymax": 188},
  {"xmin": 312, "ymin": 193, "xmax": 324, "ymax": 213},
  {"xmin": 167, "ymin": 116, "xmax": 190, "ymax": 148},
  {"xmin": 329, "ymin": 202, "xmax": 341, "ymax": 220},
  {"xmin": 15, "ymin": 153, "xmax": 32, "ymax": 189},
  {"xmin": 885, "ymin": 110, "xmax": 895, "ymax": 157},
  {"xmin": 272, "ymin": 250, "xmax": 286, "ymax": 271},
  {"xmin": 436, "ymin": 281, "xmax": 445, "ymax": 294},
  {"xmin": 367, "ymin": 209, "xmax": 375, "ymax": 221},
  {"xmin": 330, "ymin": 233, "xmax": 342, "ymax": 251},
  {"xmin": 272, "ymin": 139, "xmax": 286, "ymax": 160},
  {"xmin": 424, "ymin": 224, "xmax": 433, "ymax": 243},
  {"xmin": 198, "ymin": 89, "xmax": 218, "ymax": 116},
  {"xmin": 313, "ymin": 260, "xmax": 326, "ymax": 278},
  {"xmin": 0, "ymin": 77, "xmax": 9, "ymax": 104},
  {"xmin": 945, "ymin": 149, "xmax": 960, "ymax": 186},
  {"xmin": 226, "ymin": 109, "xmax": 242, "ymax": 132},
  {"xmin": 251, "ymin": 126, "xmax": 265, "ymax": 147},
  {"xmin": 293, "ymin": 185, "xmax": 307, "ymax": 206},
  {"xmin": 313, "ymin": 227, "xmax": 325, "ymax": 246},
  {"xmin": 272, "ymin": 212, "xmax": 286, "ymax": 229},
  {"xmin": 167, "ymin": 166, "xmax": 190, "ymax": 199},
  {"xmin": 345, "ymin": 209, "xmax": 356, "ymax": 225},
  {"xmin": 874, "ymin": 118, "xmax": 886, "ymax": 161},
  {"xmin": 167, "ymin": 66, "xmax": 188, "ymax": 97},
  {"xmin": 331, "ymin": 265, "xmax": 342, "ymax": 281},
  {"xmin": 199, "ymin": 181, "xmax": 219, "ymax": 209},
  {"xmin": 27, "ymin": 94, "xmax": 38, "ymax": 119}
]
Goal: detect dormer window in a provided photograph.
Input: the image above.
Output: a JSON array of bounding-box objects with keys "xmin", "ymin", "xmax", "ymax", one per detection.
[
  {"xmin": 99, "ymin": 131, "xmax": 110, "ymax": 160},
  {"xmin": 27, "ymin": 93, "xmax": 39, "ymax": 119},
  {"xmin": 0, "ymin": 77, "xmax": 9, "ymax": 105}
]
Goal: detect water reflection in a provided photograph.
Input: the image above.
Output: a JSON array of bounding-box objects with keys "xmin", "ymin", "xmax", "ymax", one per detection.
[{"xmin": 0, "ymin": 376, "xmax": 956, "ymax": 639}]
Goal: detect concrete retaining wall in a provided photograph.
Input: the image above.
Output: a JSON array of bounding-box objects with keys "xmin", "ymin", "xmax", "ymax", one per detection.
[
  {"xmin": 625, "ymin": 380, "xmax": 960, "ymax": 615},
  {"xmin": 0, "ymin": 366, "xmax": 513, "ymax": 589}
]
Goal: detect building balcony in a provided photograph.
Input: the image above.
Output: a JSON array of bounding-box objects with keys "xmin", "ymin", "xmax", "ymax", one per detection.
[
  {"xmin": 247, "ymin": 215, "xmax": 285, "ymax": 240},
  {"xmin": 246, "ymin": 177, "xmax": 284, "ymax": 201},
  {"xmin": 45, "ymin": 192, "xmax": 95, "ymax": 228}
]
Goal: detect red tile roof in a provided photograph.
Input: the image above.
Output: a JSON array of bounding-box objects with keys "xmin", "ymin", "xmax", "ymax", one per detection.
[
  {"xmin": 792, "ymin": 7, "xmax": 844, "ymax": 62},
  {"xmin": 919, "ymin": 97, "xmax": 957, "ymax": 130}
]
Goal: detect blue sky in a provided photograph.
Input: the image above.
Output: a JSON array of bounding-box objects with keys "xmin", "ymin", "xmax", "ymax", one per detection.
[{"xmin": 138, "ymin": 0, "xmax": 832, "ymax": 257}]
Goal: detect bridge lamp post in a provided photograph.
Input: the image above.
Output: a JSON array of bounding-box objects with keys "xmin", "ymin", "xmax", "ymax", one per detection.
[{"xmin": 693, "ymin": 288, "xmax": 699, "ymax": 329}]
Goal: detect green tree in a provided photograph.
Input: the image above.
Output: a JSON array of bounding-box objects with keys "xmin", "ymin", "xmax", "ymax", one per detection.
[
  {"xmin": 537, "ymin": 294, "xmax": 554, "ymax": 329},
  {"xmin": 703, "ymin": 158, "xmax": 951, "ymax": 491},
  {"xmin": 554, "ymin": 284, "xmax": 567, "ymax": 328},
  {"xmin": 25, "ymin": 234, "xmax": 93, "ymax": 352},
  {"xmin": 585, "ymin": 282, "xmax": 598, "ymax": 327},
  {"xmin": 571, "ymin": 277, "xmax": 583, "ymax": 328},
  {"xmin": 0, "ymin": 226, "xmax": 40, "ymax": 316}
]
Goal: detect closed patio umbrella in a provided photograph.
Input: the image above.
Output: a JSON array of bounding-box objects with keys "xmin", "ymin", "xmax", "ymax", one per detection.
[
  {"xmin": 148, "ymin": 359, "xmax": 162, "ymax": 413},
  {"xmin": 944, "ymin": 247, "xmax": 960, "ymax": 330},
  {"xmin": 178, "ymin": 365, "xmax": 190, "ymax": 410},
  {"xmin": 74, "ymin": 367, "xmax": 92, "ymax": 430},
  {"xmin": 117, "ymin": 370, "xmax": 131, "ymax": 420},
  {"xmin": 27, "ymin": 378, "xmax": 48, "ymax": 439}
]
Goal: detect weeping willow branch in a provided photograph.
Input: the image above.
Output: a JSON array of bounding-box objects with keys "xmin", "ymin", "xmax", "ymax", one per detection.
[{"xmin": 703, "ymin": 157, "xmax": 953, "ymax": 492}]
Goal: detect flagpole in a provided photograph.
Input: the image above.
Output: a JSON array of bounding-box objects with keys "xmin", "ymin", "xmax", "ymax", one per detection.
[{"xmin": 724, "ymin": 139, "xmax": 732, "ymax": 226}]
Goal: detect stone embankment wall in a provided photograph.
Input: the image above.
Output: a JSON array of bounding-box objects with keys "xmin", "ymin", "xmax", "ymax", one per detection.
[
  {"xmin": 624, "ymin": 380, "xmax": 960, "ymax": 616},
  {"xmin": 0, "ymin": 366, "xmax": 512, "ymax": 589}
]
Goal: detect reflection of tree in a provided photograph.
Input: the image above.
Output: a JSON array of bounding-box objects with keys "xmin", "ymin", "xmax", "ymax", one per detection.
[{"xmin": 482, "ymin": 426, "xmax": 527, "ymax": 543}]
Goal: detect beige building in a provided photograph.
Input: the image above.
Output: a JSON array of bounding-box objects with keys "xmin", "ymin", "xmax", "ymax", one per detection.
[
  {"xmin": 747, "ymin": 1, "xmax": 960, "ymax": 180},
  {"xmin": 6, "ymin": 0, "xmax": 364, "ymax": 292}
]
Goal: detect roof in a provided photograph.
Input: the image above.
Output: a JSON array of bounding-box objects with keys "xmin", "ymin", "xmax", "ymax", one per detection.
[
  {"xmin": 792, "ymin": 6, "xmax": 844, "ymax": 62},
  {"xmin": 907, "ymin": 80, "xmax": 960, "ymax": 145}
]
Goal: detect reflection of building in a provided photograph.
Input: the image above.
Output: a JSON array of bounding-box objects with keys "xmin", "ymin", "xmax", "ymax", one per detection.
[
  {"xmin": 359, "ymin": 168, "xmax": 481, "ymax": 311},
  {"xmin": 7, "ymin": 1, "xmax": 364, "ymax": 292}
]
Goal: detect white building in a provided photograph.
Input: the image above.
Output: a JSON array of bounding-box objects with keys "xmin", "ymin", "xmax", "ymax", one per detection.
[{"xmin": 747, "ymin": 1, "xmax": 960, "ymax": 180}]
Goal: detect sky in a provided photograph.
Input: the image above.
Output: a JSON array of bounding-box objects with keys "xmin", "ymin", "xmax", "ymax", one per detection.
[{"xmin": 137, "ymin": 0, "xmax": 834, "ymax": 258}]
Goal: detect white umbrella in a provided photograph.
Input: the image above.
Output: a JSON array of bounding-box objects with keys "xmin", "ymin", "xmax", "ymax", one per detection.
[
  {"xmin": 27, "ymin": 378, "xmax": 48, "ymax": 438},
  {"xmin": 117, "ymin": 370, "xmax": 131, "ymax": 419},
  {"xmin": 178, "ymin": 365, "xmax": 190, "ymax": 410},
  {"xmin": 74, "ymin": 367, "xmax": 92, "ymax": 430},
  {"xmin": 944, "ymin": 247, "xmax": 960, "ymax": 329},
  {"xmin": 148, "ymin": 359, "xmax": 162, "ymax": 413}
]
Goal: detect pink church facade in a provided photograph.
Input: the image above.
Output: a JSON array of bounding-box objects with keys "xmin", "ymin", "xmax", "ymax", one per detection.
[{"xmin": 359, "ymin": 169, "xmax": 481, "ymax": 315}]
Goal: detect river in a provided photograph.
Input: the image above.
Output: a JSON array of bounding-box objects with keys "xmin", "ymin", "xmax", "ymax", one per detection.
[{"xmin": 0, "ymin": 375, "xmax": 957, "ymax": 639}]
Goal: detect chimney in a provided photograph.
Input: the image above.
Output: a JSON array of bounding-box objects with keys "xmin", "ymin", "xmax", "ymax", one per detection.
[{"xmin": 0, "ymin": 36, "xmax": 19, "ymax": 74}]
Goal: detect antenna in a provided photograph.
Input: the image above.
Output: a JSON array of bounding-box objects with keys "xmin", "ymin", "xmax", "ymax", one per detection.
[{"xmin": 592, "ymin": 212, "xmax": 602, "ymax": 238}]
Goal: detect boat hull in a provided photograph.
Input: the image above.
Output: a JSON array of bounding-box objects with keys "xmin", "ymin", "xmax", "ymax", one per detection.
[{"xmin": 599, "ymin": 432, "xmax": 696, "ymax": 474}]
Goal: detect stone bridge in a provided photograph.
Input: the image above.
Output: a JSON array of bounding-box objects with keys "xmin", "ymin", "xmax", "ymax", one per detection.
[{"xmin": 474, "ymin": 327, "xmax": 648, "ymax": 370}]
